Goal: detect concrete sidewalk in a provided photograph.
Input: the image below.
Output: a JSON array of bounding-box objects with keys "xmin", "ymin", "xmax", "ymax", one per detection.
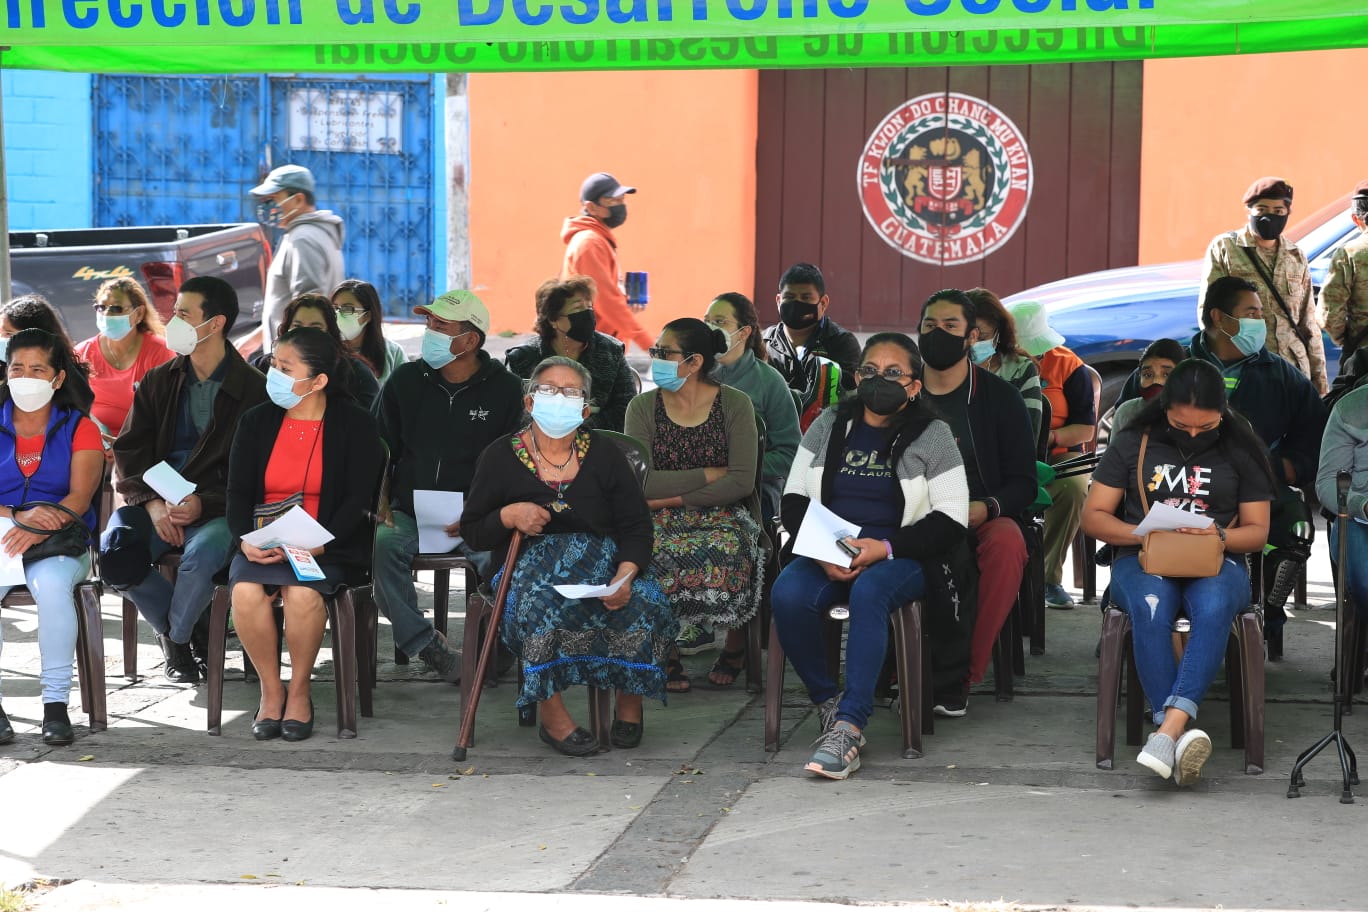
[{"xmin": 2, "ymin": 530, "xmax": 1366, "ymax": 911}]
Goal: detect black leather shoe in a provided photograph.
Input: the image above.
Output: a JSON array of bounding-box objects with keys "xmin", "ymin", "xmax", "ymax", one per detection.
[
  {"xmin": 538, "ymin": 724, "xmax": 599, "ymax": 757},
  {"xmin": 281, "ymin": 699, "xmax": 315, "ymax": 743},
  {"xmin": 41, "ymin": 703, "xmax": 74, "ymax": 747},
  {"xmin": 252, "ymin": 700, "xmax": 285, "ymax": 741},
  {"xmin": 158, "ymin": 635, "xmax": 201, "ymax": 684},
  {"xmin": 610, "ymin": 718, "xmax": 643, "ymax": 749},
  {"xmin": 0, "ymin": 705, "xmax": 14, "ymax": 745}
]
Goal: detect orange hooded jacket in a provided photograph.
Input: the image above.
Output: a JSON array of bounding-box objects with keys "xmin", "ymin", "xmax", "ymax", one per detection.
[{"xmin": 560, "ymin": 214, "xmax": 653, "ymax": 352}]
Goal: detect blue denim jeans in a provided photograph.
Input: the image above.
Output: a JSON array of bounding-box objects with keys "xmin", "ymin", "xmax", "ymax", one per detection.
[
  {"xmin": 770, "ymin": 555, "xmax": 926, "ymax": 730},
  {"xmin": 1329, "ymin": 519, "xmax": 1368, "ymax": 618},
  {"xmin": 100, "ymin": 506, "xmax": 234, "ymax": 644},
  {"xmin": 373, "ymin": 510, "xmax": 493, "ymax": 659},
  {"xmin": 0, "ymin": 553, "xmax": 91, "ymax": 704},
  {"xmin": 1110, "ymin": 553, "xmax": 1249, "ymax": 725}
]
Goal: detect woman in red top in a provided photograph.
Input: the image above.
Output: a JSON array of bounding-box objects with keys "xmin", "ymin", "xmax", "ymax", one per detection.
[
  {"xmin": 0, "ymin": 329, "xmax": 103, "ymax": 747},
  {"xmin": 73, "ymin": 277, "xmax": 174, "ymax": 440},
  {"xmin": 226, "ymin": 328, "xmax": 385, "ymax": 743}
]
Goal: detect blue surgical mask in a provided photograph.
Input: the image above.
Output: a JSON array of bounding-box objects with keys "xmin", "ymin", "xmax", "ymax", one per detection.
[
  {"xmin": 530, "ymin": 391, "xmax": 586, "ymax": 439},
  {"xmin": 651, "ymin": 357, "xmax": 689, "ymax": 392},
  {"xmin": 0, "ymin": 336, "xmax": 9, "ymax": 364},
  {"xmin": 422, "ymin": 327, "xmax": 470, "ymax": 370},
  {"xmin": 1225, "ymin": 315, "xmax": 1267, "ymax": 356},
  {"xmin": 969, "ymin": 337, "xmax": 997, "ymax": 364},
  {"xmin": 266, "ymin": 366, "xmax": 314, "ymax": 410},
  {"xmin": 97, "ymin": 312, "xmax": 134, "ymax": 342}
]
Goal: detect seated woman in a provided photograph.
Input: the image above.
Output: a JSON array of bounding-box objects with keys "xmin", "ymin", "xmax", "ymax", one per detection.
[
  {"xmin": 2, "ymin": 295, "xmax": 97, "ymax": 415},
  {"xmin": 1318, "ymin": 383, "xmax": 1368, "ymax": 621},
  {"xmin": 331, "ymin": 279, "xmax": 408, "ymax": 384},
  {"xmin": 966, "ymin": 287, "xmax": 1044, "ymax": 442},
  {"xmin": 1110, "ymin": 338, "xmax": 1186, "ymax": 434},
  {"xmin": 0, "ymin": 329, "xmax": 103, "ymax": 747},
  {"xmin": 773, "ymin": 332, "xmax": 969, "ymax": 780},
  {"xmin": 705, "ymin": 292, "xmax": 800, "ymax": 521},
  {"xmin": 74, "ymin": 277, "xmax": 174, "ymax": 442},
  {"xmin": 1082, "ymin": 359, "xmax": 1274, "ymax": 785},
  {"xmin": 505, "ymin": 277, "xmax": 637, "ymax": 432},
  {"xmin": 249, "ymin": 293, "xmax": 381, "ymax": 411},
  {"xmin": 625, "ymin": 318, "xmax": 765, "ymax": 693},
  {"xmin": 226, "ymin": 327, "xmax": 385, "ymax": 743},
  {"xmin": 462, "ymin": 356, "xmax": 676, "ymax": 756}
]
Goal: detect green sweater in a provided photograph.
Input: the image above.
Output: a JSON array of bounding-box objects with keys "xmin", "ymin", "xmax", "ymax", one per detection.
[{"xmin": 711, "ymin": 350, "xmax": 800, "ymax": 496}]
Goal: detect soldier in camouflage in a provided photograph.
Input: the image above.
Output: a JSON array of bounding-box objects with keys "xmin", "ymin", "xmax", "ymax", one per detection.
[
  {"xmin": 1201, "ymin": 177, "xmax": 1328, "ymax": 395},
  {"xmin": 1320, "ymin": 179, "xmax": 1368, "ymax": 371}
]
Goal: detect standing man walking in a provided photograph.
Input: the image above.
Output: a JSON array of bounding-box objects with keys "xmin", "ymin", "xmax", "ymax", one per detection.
[
  {"xmin": 561, "ymin": 172, "xmax": 653, "ymax": 353},
  {"xmin": 250, "ymin": 164, "xmax": 345, "ymax": 348},
  {"xmin": 1321, "ymin": 179, "xmax": 1368, "ymax": 370},
  {"xmin": 1201, "ymin": 176, "xmax": 1327, "ymax": 394}
]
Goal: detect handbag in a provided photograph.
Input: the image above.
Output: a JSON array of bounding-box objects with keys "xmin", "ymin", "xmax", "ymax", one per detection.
[
  {"xmin": 253, "ymin": 492, "xmax": 304, "ymax": 530},
  {"xmin": 10, "ymin": 500, "xmax": 93, "ymax": 564},
  {"xmin": 1134, "ymin": 432, "xmax": 1225, "ymax": 579}
]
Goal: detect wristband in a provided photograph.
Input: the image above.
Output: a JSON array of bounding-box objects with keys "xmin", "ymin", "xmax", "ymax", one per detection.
[{"xmin": 882, "ymin": 539, "xmax": 894, "ymax": 561}]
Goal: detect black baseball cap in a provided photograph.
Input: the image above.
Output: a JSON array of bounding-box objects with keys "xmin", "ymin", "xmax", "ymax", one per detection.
[{"xmin": 580, "ymin": 172, "xmax": 636, "ymax": 203}]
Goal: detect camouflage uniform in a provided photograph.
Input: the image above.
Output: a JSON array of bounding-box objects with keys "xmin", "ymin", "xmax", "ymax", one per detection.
[
  {"xmin": 1201, "ymin": 226, "xmax": 1327, "ymax": 395},
  {"xmin": 1320, "ymin": 231, "xmax": 1368, "ymax": 361}
]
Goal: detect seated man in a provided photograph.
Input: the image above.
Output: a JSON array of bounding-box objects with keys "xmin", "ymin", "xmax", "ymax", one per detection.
[
  {"xmin": 1009, "ymin": 301, "xmax": 1098, "ymax": 610},
  {"xmin": 762, "ymin": 263, "xmax": 860, "ymax": 428},
  {"xmin": 1116, "ymin": 276, "xmax": 1328, "ymax": 656},
  {"xmin": 101, "ymin": 276, "xmax": 268, "ymax": 683},
  {"xmin": 918, "ymin": 289, "xmax": 1038, "ymax": 713},
  {"xmin": 373, "ymin": 290, "xmax": 524, "ymax": 680}
]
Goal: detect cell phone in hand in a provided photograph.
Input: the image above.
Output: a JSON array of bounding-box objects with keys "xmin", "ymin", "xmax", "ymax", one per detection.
[{"xmin": 835, "ymin": 537, "xmax": 860, "ymax": 559}]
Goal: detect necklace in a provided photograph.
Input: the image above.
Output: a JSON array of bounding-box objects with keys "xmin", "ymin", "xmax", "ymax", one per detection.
[{"xmin": 531, "ymin": 432, "xmax": 574, "ymax": 471}]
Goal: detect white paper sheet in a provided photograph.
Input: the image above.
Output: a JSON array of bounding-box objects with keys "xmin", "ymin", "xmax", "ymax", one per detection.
[
  {"xmin": 142, "ymin": 460, "xmax": 195, "ymax": 506},
  {"xmin": 240, "ymin": 505, "xmax": 335, "ymax": 550},
  {"xmin": 552, "ymin": 575, "xmax": 630, "ymax": 600},
  {"xmin": 413, "ymin": 489, "xmax": 465, "ymax": 554},
  {"xmin": 1131, "ymin": 502, "xmax": 1214, "ymax": 537},
  {"xmin": 792, "ymin": 500, "xmax": 860, "ymax": 569},
  {"xmin": 0, "ymin": 519, "xmax": 25, "ymax": 586}
]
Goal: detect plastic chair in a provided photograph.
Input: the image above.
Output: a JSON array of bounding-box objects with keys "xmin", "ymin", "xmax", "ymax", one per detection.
[
  {"xmin": 763, "ymin": 601, "xmax": 933, "ymax": 759},
  {"xmin": 1, "ymin": 578, "xmax": 107, "ymax": 733},
  {"xmin": 1068, "ymin": 364, "xmax": 1103, "ymax": 602},
  {"xmin": 1095, "ymin": 603, "xmax": 1265, "ymax": 774}
]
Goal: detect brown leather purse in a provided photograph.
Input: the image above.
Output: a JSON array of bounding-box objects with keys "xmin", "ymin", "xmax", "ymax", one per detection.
[{"xmin": 1135, "ymin": 432, "xmax": 1226, "ymax": 579}]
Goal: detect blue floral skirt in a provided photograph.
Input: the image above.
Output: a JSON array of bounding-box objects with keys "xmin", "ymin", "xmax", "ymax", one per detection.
[{"xmin": 497, "ymin": 532, "xmax": 678, "ymax": 708}]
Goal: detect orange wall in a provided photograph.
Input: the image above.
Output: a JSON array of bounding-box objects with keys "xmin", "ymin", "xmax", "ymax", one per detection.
[
  {"xmin": 468, "ymin": 70, "xmax": 758, "ymax": 340},
  {"xmin": 1139, "ymin": 49, "xmax": 1368, "ymax": 264}
]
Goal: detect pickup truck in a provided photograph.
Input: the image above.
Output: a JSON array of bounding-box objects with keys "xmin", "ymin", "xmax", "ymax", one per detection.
[
  {"xmin": 7, "ymin": 224, "xmax": 271, "ymax": 342},
  {"xmin": 1004, "ymin": 196, "xmax": 1359, "ymax": 411}
]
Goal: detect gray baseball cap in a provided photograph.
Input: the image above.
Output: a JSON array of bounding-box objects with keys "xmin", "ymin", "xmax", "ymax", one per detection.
[{"xmin": 251, "ymin": 164, "xmax": 316, "ymax": 197}]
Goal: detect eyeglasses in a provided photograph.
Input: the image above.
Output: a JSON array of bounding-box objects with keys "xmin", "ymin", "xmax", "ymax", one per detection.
[
  {"xmin": 334, "ymin": 306, "xmax": 365, "ymax": 317},
  {"xmin": 530, "ymin": 382, "xmax": 587, "ymax": 401},
  {"xmin": 648, "ymin": 347, "xmax": 691, "ymax": 360},
  {"xmin": 856, "ymin": 365, "xmax": 914, "ymax": 382},
  {"xmin": 93, "ymin": 304, "xmax": 132, "ymax": 315}
]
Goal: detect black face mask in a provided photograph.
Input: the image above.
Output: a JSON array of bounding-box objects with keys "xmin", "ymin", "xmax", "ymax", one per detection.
[
  {"xmin": 1249, "ymin": 212, "xmax": 1288, "ymax": 241},
  {"xmin": 919, "ymin": 327, "xmax": 969, "ymax": 371},
  {"xmin": 858, "ymin": 377, "xmax": 910, "ymax": 416},
  {"xmin": 602, "ymin": 204, "xmax": 627, "ymax": 229},
  {"xmin": 779, "ymin": 300, "xmax": 819, "ymax": 331},
  {"xmin": 564, "ymin": 309, "xmax": 596, "ymax": 344},
  {"xmin": 1168, "ymin": 424, "xmax": 1221, "ymax": 457}
]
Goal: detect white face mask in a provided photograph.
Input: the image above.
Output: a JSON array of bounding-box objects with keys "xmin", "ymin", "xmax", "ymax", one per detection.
[
  {"xmin": 165, "ymin": 315, "xmax": 214, "ymax": 356},
  {"xmin": 336, "ymin": 311, "xmax": 366, "ymax": 342},
  {"xmin": 8, "ymin": 376, "xmax": 56, "ymax": 413}
]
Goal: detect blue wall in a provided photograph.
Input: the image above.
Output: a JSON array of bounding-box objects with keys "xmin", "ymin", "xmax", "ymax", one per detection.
[{"xmin": 3, "ymin": 71, "xmax": 93, "ymax": 230}]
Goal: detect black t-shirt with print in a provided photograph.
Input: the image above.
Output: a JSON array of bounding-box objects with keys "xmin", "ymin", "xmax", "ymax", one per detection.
[{"xmin": 1092, "ymin": 424, "xmax": 1276, "ymax": 556}]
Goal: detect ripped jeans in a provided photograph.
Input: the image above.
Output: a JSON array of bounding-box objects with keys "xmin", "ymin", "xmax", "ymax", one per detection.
[{"xmin": 1109, "ymin": 554, "xmax": 1249, "ymax": 725}]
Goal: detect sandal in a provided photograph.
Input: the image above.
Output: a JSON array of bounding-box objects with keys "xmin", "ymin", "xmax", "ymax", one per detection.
[
  {"xmin": 707, "ymin": 648, "xmax": 746, "ymax": 687},
  {"xmin": 665, "ymin": 657, "xmax": 691, "ymax": 693}
]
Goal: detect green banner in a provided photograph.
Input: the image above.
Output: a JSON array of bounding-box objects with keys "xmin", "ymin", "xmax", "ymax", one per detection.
[{"xmin": 4, "ymin": 0, "xmax": 1368, "ymax": 71}]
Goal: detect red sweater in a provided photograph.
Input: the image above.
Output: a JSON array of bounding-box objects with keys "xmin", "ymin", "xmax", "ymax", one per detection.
[{"xmin": 560, "ymin": 214, "xmax": 653, "ymax": 352}]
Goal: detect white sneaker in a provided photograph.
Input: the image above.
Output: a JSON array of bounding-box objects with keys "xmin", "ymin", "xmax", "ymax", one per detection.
[{"xmin": 1173, "ymin": 729, "xmax": 1213, "ymax": 786}]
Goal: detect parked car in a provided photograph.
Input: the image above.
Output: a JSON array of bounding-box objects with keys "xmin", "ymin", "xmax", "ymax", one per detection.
[
  {"xmin": 1004, "ymin": 195, "xmax": 1359, "ymax": 412},
  {"xmin": 6, "ymin": 223, "xmax": 271, "ymax": 341}
]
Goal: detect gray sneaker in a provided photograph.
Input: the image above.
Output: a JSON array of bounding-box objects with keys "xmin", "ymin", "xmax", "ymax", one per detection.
[
  {"xmin": 805, "ymin": 722, "xmax": 863, "ymax": 780},
  {"xmin": 1137, "ymin": 731, "xmax": 1176, "ymax": 779},
  {"xmin": 418, "ymin": 631, "xmax": 462, "ymax": 684}
]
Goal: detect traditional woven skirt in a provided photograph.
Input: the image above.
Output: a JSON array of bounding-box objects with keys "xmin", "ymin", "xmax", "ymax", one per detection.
[{"xmin": 649, "ymin": 504, "xmax": 764, "ymax": 629}]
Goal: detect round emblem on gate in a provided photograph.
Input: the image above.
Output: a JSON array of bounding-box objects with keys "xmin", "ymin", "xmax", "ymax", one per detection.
[{"xmin": 858, "ymin": 93, "xmax": 1033, "ymax": 266}]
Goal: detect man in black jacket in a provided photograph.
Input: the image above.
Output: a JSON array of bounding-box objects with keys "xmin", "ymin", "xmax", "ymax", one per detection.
[
  {"xmin": 918, "ymin": 289, "xmax": 1038, "ymax": 713},
  {"xmin": 373, "ymin": 290, "xmax": 524, "ymax": 681},
  {"xmin": 102, "ymin": 276, "xmax": 268, "ymax": 684},
  {"xmin": 763, "ymin": 262, "xmax": 862, "ymax": 396}
]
